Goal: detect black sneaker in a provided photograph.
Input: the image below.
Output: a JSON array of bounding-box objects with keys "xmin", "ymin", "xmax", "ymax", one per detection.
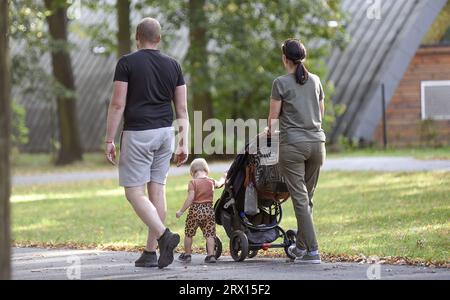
[
  {"xmin": 295, "ymin": 253, "xmax": 321, "ymax": 264},
  {"xmin": 135, "ymin": 250, "xmax": 157, "ymax": 268},
  {"xmin": 178, "ymin": 253, "xmax": 192, "ymax": 263},
  {"xmin": 204, "ymin": 255, "xmax": 217, "ymax": 264},
  {"xmin": 157, "ymin": 228, "xmax": 180, "ymax": 269}
]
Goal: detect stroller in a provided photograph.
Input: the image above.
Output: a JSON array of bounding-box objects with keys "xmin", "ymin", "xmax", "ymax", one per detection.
[{"xmin": 212, "ymin": 135, "xmax": 298, "ymax": 262}]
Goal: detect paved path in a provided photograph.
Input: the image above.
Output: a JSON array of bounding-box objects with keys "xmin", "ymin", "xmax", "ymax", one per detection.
[
  {"xmin": 12, "ymin": 157, "xmax": 450, "ymax": 186},
  {"xmin": 12, "ymin": 247, "xmax": 449, "ymax": 280}
]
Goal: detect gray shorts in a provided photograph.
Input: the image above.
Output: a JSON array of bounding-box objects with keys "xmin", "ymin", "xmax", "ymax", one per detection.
[{"xmin": 119, "ymin": 127, "xmax": 175, "ymax": 187}]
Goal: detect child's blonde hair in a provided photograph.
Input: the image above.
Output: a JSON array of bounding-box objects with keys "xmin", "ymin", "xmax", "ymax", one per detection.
[{"xmin": 190, "ymin": 158, "xmax": 209, "ymax": 176}]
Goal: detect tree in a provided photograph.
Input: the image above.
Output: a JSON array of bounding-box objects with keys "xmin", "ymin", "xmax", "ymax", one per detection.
[
  {"xmin": 85, "ymin": 0, "xmax": 347, "ymax": 152},
  {"xmin": 208, "ymin": 0, "xmax": 347, "ymax": 123},
  {"xmin": 151, "ymin": 0, "xmax": 347, "ymax": 128},
  {"xmin": 117, "ymin": 0, "xmax": 131, "ymax": 57},
  {"xmin": 44, "ymin": 0, "xmax": 83, "ymax": 165},
  {"xmin": 0, "ymin": 0, "xmax": 12, "ymax": 280},
  {"xmin": 187, "ymin": 0, "xmax": 214, "ymax": 120}
]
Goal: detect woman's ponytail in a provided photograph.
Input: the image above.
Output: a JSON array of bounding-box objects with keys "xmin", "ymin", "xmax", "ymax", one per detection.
[
  {"xmin": 282, "ymin": 39, "xmax": 309, "ymax": 85},
  {"xmin": 295, "ymin": 61, "xmax": 309, "ymax": 85}
]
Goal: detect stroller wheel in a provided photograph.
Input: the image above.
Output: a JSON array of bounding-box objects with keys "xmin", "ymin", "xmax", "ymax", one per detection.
[
  {"xmin": 214, "ymin": 236, "xmax": 223, "ymax": 259},
  {"xmin": 284, "ymin": 229, "xmax": 297, "ymax": 260},
  {"xmin": 205, "ymin": 236, "xmax": 223, "ymax": 259},
  {"xmin": 286, "ymin": 229, "xmax": 297, "ymax": 243},
  {"xmin": 247, "ymin": 250, "xmax": 258, "ymax": 259},
  {"xmin": 229, "ymin": 230, "xmax": 249, "ymax": 262}
]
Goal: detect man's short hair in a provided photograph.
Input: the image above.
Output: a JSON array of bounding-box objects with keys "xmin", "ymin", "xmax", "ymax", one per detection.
[{"xmin": 136, "ymin": 18, "xmax": 161, "ymax": 44}]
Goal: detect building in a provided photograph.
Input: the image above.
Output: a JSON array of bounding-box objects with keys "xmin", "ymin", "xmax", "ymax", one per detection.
[{"xmin": 329, "ymin": 0, "xmax": 450, "ymax": 147}]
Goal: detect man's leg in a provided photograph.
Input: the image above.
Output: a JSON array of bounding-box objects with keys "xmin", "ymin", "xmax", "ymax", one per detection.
[
  {"xmin": 145, "ymin": 182, "xmax": 167, "ymax": 252},
  {"xmin": 125, "ymin": 185, "xmax": 166, "ymax": 238},
  {"xmin": 144, "ymin": 127, "xmax": 173, "ymax": 251},
  {"xmin": 125, "ymin": 185, "xmax": 179, "ymax": 268}
]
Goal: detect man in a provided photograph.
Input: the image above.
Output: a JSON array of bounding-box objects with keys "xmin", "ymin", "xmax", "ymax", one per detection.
[{"xmin": 105, "ymin": 18, "xmax": 189, "ymax": 269}]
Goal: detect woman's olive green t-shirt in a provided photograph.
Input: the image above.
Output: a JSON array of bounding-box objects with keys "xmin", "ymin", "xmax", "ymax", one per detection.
[{"xmin": 271, "ymin": 73, "xmax": 326, "ymax": 144}]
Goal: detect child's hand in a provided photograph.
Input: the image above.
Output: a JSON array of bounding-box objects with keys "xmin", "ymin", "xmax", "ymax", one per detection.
[{"xmin": 176, "ymin": 210, "xmax": 183, "ymax": 218}]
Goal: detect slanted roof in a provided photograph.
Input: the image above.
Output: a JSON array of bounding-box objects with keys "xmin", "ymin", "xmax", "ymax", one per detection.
[{"xmin": 328, "ymin": 0, "xmax": 447, "ymax": 143}]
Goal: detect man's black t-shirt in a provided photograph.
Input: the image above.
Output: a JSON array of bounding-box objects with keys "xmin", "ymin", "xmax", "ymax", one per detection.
[{"xmin": 113, "ymin": 49, "xmax": 185, "ymax": 131}]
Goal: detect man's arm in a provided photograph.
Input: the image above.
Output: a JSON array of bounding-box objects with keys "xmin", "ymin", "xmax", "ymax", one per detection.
[
  {"xmin": 173, "ymin": 84, "xmax": 189, "ymax": 167},
  {"xmin": 104, "ymin": 81, "xmax": 127, "ymax": 165}
]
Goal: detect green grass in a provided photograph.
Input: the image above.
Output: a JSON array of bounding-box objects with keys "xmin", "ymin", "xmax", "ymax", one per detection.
[
  {"xmin": 327, "ymin": 146, "xmax": 450, "ymax": 160},
  {"xmin": 11, "ymin": 172, "xmax": 450, "ymax": 264},
  {"xmin": 12, "ymin": 153, "xmax": 111, "ymax": 175}
]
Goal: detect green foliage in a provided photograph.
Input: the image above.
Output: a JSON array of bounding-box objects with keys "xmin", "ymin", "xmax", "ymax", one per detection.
[
  {"xmin": 73, "ymin": 0, "xmax": 118, "ymax": 57},
  {"xmin": 10, "ymin": 0, "xmax": 51, "ymax": 98},
  {"xmin": 333, "ymin": 135, "xmax": 360, "ymax": 152},
  {"xmin": 145, "ymin": 0, "xmax": 349, "ymax": 134},
  {"xmin": 11, "ymin": 102, "xmax": 29, "ymax": 148},
  {"xmin": 422, "ymin": 0, "xmax": 450, "ymax": 44},
  {"xmin": 10, "ymin": 0, "xmax": 76, "ymax": 102},
  {"xmin": 10, "ymin": 102, "xmax": 29, "ymax": 161},
  {"xmin": 419, "ymin": 119, "xmax": 441, "ymax": 148},
  {"xmin": 80, "ymin": 0, "xmax": 185, "ymax": 58},
  {"xmin": 207, "ymin": 0, "xmax": 348, "ymax": 122},
  {"xmin": 85, "ymin": 0, "xmax": 348, "ymax": 133}
]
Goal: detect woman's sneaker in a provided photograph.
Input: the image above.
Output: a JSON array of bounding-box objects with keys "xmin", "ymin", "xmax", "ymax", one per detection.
[
  {"xmin": 287, "ymin": 245, "xmax": 307, "ymax": 259},
  {"xmin": 135, "ymin": 250, "xmax": 157, "ymax": 268},
  {"xmin": 178, "ymin": 253, "xmax": 192, "ymax": 263},
  {"xmin": 204, "ymin": 255, "xmax": 217, "ymax": 263},
  {"xmin": 157, "ymin": 228, "xmax": 180, "ymax": 269},
  {"xmin": 295, "ymin": 252, "xmax": 321, "ymax": 264}
]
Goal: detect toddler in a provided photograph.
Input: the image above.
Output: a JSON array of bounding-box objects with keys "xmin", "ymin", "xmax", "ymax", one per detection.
[{"xmin": 176, "ymin": 158, "xmax": 226, "ymax": 263}]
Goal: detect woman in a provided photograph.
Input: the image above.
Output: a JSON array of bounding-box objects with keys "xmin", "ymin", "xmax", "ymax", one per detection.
[{"xmin": 268, "ymin": 39, "xmax": 326, "ymax": 264}]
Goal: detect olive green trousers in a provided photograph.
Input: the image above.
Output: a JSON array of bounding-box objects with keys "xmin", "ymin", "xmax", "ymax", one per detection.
[{"xmin": 279, "ymin": 142, "xmax": 326, "ymax": 252}]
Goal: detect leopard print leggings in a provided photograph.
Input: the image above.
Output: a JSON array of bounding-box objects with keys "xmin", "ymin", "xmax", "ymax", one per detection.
[{"xmin": 185, "ymin": 203, "xmax": 216, "ymax": 238}]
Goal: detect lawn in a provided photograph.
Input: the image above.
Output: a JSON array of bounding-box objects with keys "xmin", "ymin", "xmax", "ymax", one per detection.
[
  {"xmin": 327, "ymin": 146, "xmax": 450, "ymax": 160},
  {"xmin": 11, "ymin": 171, "xmax": 450, "ymax": 265},
  {"xmin": 12, "ymin": 153, "xmax": 111, "ymax": 175}
]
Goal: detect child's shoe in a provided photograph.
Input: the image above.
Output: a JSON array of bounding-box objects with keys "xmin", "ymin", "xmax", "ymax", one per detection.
[
  {"xmin": 204, "ymin": 255, "xmax": 217, "ymax": 263},
  {"xmin": 178, "ymin": 253, "xmax": 192, "ymax": 263}
]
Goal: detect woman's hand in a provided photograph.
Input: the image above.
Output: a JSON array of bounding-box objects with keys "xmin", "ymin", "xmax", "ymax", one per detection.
[{"xmin": 176, "ymin": 210, "xmax": 183, "ymax": 218}]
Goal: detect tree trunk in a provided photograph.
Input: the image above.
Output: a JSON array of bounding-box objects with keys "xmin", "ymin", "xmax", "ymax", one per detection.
[
  {"xmin": 117, "ymin": 0, "xmax": 132, "ymax": 57},
  {"xmin": 44, "ymin": 0, "xmax": 83, "ymax": 165},
  {"xmin": 0, "ymin": 0, "xmax": 12, "ymax": 280},
  {"xmin": 187, "ymin": 0, "xmax": 213, "ymax": 120}
]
